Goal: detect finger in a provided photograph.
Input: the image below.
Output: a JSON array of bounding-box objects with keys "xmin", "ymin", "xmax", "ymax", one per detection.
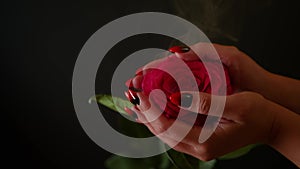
[
  {"xmin": 142, "ymin": 56, "xmax": 169, "ymax": 71},
  {"xmin": 172, "ymin": 45, "xmax": 199, "ymax": 61},
  {"xmin": 144, "ymin": 112, "xmax": 203, "ymax": 145},
  {"xmin": 222, "ymin": 92, "xmax": 256, "ymax": 121},
  {"xmin": 175, "ymin": 43, "xmax": 220, "ymax": 62},
  {"xmin": 147, "ymin": 126, "xmax": 198, "ymax": 156},
  {"xmin": 169, "ymin": 91, "xmax": 211, "ymax": 115},
  {"xmin": 135, "ymin": 67, "xmax": 143, "ymax": 76},
  {"xmin": 153, "ymin": 132, "xmax": 207, "ymax": 161},
  {"xmin": 169, "ymin": 91, "xmax": 236, "ymax": 121},
  {"xmin": 136, "ymin": 91, "xmax": 204, "ymax": 144},
  {"xmin": 132, "ymin": 75, "xmax": 143, "ymax": 90},
  {"xmin": 129, "ymin": 106, "xmax": 148, "ymax": 123},
  {"xmin": 146, "ymin": 122, "xmax": 203, "ymax": 159},
  {"xmin": 135, "ymin": 91, "xmax": 165, "ymax": 123},
  {"xmin": 125, "ymin": 78, "xmax": 132, "ymax": 88}
]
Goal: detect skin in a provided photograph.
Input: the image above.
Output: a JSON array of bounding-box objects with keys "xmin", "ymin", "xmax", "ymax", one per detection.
[{"xmin": 125, "ymin": 43, "xmax": 300, "ymax": 166}]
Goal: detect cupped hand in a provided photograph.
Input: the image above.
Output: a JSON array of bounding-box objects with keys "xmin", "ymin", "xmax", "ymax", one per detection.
[
  {"xmin": 127, "ymin": 90, "xmax": 276, "ymax": 161},
  {"xmin": 175, "ymin": 43, "xmax": 270, "ymax": 92},
  {"xmin": 127, "ymin": 43, "xmax": 270, "ymax": 93}
]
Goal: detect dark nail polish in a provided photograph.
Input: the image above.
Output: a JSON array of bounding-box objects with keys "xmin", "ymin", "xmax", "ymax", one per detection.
[
  {"xmin": 125, "ymin": 90, "xmax": 140, "ymax": 105},
  {"xmin": 168, "ymin": 46, "xmax": 190, "ymax": 53},
  {"xmin": 181, "ymin": 93, "xmax": 193, "ymax": 108},
  {"xmin": 169, "ymin": 92, "xmax": 193, "ymax": 108},
  {"xmin": 129, "ymin": 87, "xmax": 142, "ymax": 92},
  {"xmin": 128, "ymin": 80, "xmax": 142, "ymax": 92}
]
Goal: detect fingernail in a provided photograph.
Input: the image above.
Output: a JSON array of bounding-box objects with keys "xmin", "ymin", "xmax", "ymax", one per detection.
[
  {"xmin": 128, "ymin": 80, "xmax": 142, "ymax": 92},
  {"xmin": 168, "ymin": 46, "xmax": 190, "ymax": 53},
  {"xmin": 169, "ymin": 92, "xmax": 193, "ymax": 108},
  {"xmin": 135, "ymin": 70, "xmax": 143, "ymax": 76},
  {"xmin": 129, "ymin": 87, "xmax": 142, "ymax": 92},
  {"xmin": 135, "ymin": 67, "xmax": 143, "ymax": 76},
  {"xmin": 124, "ymin": 90, "xmax": 140, "ymax": 105}
]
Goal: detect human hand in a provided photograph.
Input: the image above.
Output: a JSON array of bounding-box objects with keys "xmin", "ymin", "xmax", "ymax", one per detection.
[
  {"xmin": 126, "ymin": 90, "xmax": 276, "ymax": 161},
  {"xmin": 177, "ymin": 43, "xmax": 300, "ymax": 114},
  {"xmin": 174, "ymin": 43, "xmax": 270, "ymax": 93},
  {"xmin": 128, "ymin": 43, "xmax": 270, "ymax": 93},
  {"xmin": 124, "ymin": 44, "xmax": 300, "ymax": 165}
]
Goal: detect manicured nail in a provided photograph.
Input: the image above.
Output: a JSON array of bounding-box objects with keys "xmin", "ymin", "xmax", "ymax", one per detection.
[
  {"xmin": 128, "ymin": 80, "xmax": 142, "ymax": 92},
  {"xmin": 135, "ymin": 67, "xmax": 143, "ymax": 76},
  {"xmin": 129, "ymin": 87, "xmax": 142, "ymax": 92},
  {"xmin": 124, "ymin": 90, "xmax": 140, "ymax": 105},
  {"xmin": 169, "ymin": 92, "xmax": 193, "ymax": 108},
  {"xmin": 135, "ymin": 71, "xmax": 143, "ymax": 76},
  {"xmin": 168, "ymin": 46, "xmax": 190, "ymax": 53}
]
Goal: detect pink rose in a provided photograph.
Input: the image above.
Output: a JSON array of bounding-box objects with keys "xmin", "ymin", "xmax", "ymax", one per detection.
[{"xmin": 134, "ymin": 55, "xmax": 232, "ymax": 126}]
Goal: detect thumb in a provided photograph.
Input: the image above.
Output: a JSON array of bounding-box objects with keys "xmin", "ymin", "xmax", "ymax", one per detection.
[
  {"xmin": 169, "ymin": 91, "xmax": 211, "ymax": 115},
  {"xmin": 169, "ymin": 91, "xmax": 232, "ymax": 119}
]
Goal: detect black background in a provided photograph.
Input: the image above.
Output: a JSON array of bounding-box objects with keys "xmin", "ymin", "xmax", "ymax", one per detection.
[{"xmin": 2, "ymin": 0, "xmax": 300, "ymax": 169}]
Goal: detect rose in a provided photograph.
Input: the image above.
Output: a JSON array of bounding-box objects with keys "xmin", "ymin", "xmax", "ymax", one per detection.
[{"xmin": 130, "ymin": 55, "xmax": 233, "ymax": 126}]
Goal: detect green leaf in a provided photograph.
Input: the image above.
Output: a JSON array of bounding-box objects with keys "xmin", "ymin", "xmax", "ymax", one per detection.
[
  {"xmin": 89, "ymin": 94, "xmax": 133, "ymax": 115},
  {"xmin": 164, "ymin": 147, "xmax": 218, "ymax": 169},
  {"xmin": 164, "ymin": 145, "xmax": 196, "ymax": 169},
  {"xmin": 199, "ymin": 159, "xmax": 216, "ymax": 169},
  {"xmin": 105, "ymin": 153, "xmax": 171, "ymax": 169},
  {"xmin": 218, "ymin": 144, "xmax": 258, "ymax": 160}
]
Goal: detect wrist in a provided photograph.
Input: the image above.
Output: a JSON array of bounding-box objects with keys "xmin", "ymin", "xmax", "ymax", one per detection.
[
  {"xmin": 251, "ymin": 70, "xmax": 274, "ymax": 94},
  {"xmin": 264, "ymin": 100, "xmax": 282, "ymax": 146},
  {"xmin": 266, "ymin": 102, "xmax": 300, "ymax": 166}
]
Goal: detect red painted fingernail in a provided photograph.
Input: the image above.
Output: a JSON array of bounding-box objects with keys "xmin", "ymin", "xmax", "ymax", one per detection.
[
  {"xmin": 135, "ymin": 67, "xmax": 143, "ymax": 76},
  {"xmin": 169, "ymin": 92, "xmax": 181, "ymax": 106},
  {"xmin": 169, "ymin": 92, "xmax": 193, "ymax": 108},
  {"xmin": 168, "ymin": 46, "xmax": 190, "ymax": 53},
  {"xmin": 129, "ymin": 80, "xmax": 134, "ymax": 88},
  {"xmin": 135, "ymin": 71, "xmax": 143, "ymax": 76},
  {"xmin": 125, "ymin": 79, "xmax": 132, "ymax": 87}
]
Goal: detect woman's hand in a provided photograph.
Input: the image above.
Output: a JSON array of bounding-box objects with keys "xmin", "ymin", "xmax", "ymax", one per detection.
[
  {"xmin": 125, "ymin": 43, "xmax": 300, "ymax": 166},
  {"xmin": 176, "ymin": 43, "xmax": 300, "ymax": 113},
  {"xmin": 175, "ymin": 43, "xmax": 270, "ymax": 92},
  {"xmin": 128, "ymin": 90, "xmax": 277, "ymax": 161}
]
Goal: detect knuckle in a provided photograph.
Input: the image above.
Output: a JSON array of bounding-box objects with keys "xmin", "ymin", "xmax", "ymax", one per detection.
[
  {"xmin": 234, "ymin": 92, "xmax": 263, "ymax": 121},
  {"xmin": 194, "ymin": 144, "xmax": 214, "ymax": 161},
  {"xmin": 172, "ymin": 145, "xmax": 184, "ymax": 152},
  {"xmin": 154, "ymin": 124, "xmax": 168, "ymax": 134},
  {"xmin": 201, "ymin": 155, "xmax": 214, "ymax": 161},
  {"xmin": 199, "ymin": 94, "xmax": 211, "ymax": 114}
]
